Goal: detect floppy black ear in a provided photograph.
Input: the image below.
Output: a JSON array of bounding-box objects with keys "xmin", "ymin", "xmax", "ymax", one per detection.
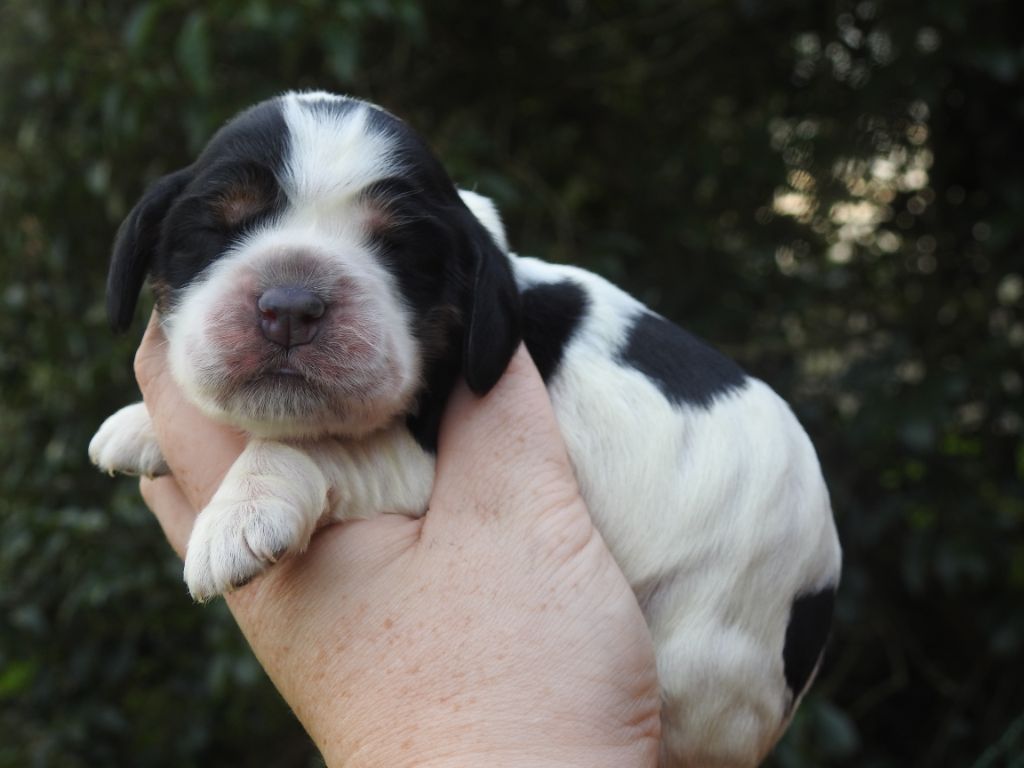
[
  {"xmin": 461, "ymin": 213, "xmax": 522, "ymax": 395},
  {"xmin": 106, "ymin": 168, "xmax": 192, "ymax": 332}
]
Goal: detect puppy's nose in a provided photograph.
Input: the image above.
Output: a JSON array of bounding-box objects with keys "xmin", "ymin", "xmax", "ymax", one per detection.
[{"xmin": 257, "ymin": 287, "xmax": 325, "ymax": 348}]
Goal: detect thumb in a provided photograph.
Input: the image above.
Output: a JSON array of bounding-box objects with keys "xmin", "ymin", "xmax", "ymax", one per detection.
[
  {"xmin": 135, "ymin": 312, "xmax": 246, "ymax": 511},
  {"xmin": 433, "ymin": 346, "xmax": 584, "ymax": 525}
]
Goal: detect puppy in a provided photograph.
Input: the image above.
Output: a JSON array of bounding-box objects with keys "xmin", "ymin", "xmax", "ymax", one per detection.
[{"xmin": 90, "ymin": 91, "xmax": 841, "ymax": 767}]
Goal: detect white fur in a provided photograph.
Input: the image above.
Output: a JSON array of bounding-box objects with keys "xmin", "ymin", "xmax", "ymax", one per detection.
[
  {"xmin": 458, "ymin": 189, "xmax": 509, "ymax": 252},
  {"xmin": 183, "ymin": 439, "xmax": 330, "ymax": 601},
  {"xmin": 89, "ymin": 402, "xmax": 168, "ymax": 478},
  {"xmin": 91, "ymin": 95, "xmax": 841, "ymax": 767},
  {"xmin": 166, "ymin": 94, "xmax": 422, "ymax": 439},
  {"xmin": 513, "ymin": 257, "xmax": 841, "ymax": 765},
  {"xmin": 183, "ymin": 424, "xmax": 434, "ymax": 600},
  {"xmin": 282, "ymin": 93, "xmax": 403, "ymax": 205}
]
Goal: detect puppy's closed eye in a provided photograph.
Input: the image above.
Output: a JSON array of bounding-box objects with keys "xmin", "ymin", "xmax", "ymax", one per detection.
[
  {"xmin": 358, "ymin": 179, "xmax": 429, "ymax": 239},
  {"xmin": 212, "ymin": 166, "xmax": 280, "ymax": 229},
  {"xmin": 214, "ymin": 183, "xmax": 272, "ymax": 228}
]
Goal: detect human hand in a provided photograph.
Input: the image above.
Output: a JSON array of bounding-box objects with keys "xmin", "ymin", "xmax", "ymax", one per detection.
[{"xmin": 135, "ymin": 315, "xmax": 661, "ymax": 767}]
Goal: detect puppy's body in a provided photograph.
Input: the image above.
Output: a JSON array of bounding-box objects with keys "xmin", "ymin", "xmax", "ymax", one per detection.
[{"xmin": 90, "ymin": 92, "xmax": 841, "ymax": 767}]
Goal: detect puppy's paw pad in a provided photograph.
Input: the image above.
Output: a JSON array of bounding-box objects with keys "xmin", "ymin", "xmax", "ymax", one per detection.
[
  {"xmin": 89, "ymin": 403, "xmax": 168, "ymax": 478},
  {"xmin": 183, "ymin": 498, "xmax": 313, "ymax": 602}
]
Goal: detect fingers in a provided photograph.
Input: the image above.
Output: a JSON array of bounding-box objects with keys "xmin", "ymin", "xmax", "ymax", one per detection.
[
  {"xmin": 140, "ymin": 475, "xmax": 196, "ymax": 560},
  {"xmin": 135, "ymin": 312, "xmax": 246, "ymax": 511},
  {"xmin": 433, "ymin": 346, "xmax": 582, "ymax": 523}
]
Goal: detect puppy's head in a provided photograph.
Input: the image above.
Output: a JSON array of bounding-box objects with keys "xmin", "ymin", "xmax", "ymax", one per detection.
[{"xmin": 108, "ymin": 91, "xmax": 520, "ymax": 439}]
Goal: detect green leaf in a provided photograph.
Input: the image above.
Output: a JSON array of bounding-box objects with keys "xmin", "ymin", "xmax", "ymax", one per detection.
[
  {"xmin": 122, "ymin": 2, "xmax": 160, "ymax": 52},
  {"xmin": 815, "ymin": 701, "xmax": 860, "ymax": 758},
  {"xmin": 176, "ymin": 11, "xmax": 211, "ymax": 94},
  {"xmin": 322, "ymin": 23, "xmax": 359, "ymax": 83},
  {"xmin": 0, "ymin": 661, "xmax": 37, "ymax": 699}
]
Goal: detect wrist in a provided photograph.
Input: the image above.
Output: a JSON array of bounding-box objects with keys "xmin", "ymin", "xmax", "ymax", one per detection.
[
  {"xmin": 310, "ymin": 694, "xmax": 659, "ymax": 768},
  {"xmin": 400, "ymin": 750, "xmax": 652, "ymax": 768},
  {"xmin": 322, "ymin": 735, "xmax": 656, "ymax": 768}
]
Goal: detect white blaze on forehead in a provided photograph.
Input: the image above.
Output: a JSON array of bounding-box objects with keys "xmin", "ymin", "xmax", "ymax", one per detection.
[{"xmin": 280, "ymin": 92, "xmax": 402, "ymax": 207}]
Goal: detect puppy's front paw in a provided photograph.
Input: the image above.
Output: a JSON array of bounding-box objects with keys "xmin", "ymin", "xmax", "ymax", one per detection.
[
  {"xmin": 89, "ymin": 402, "xmax": 169, "ymax": 478},
  {"xmin": 183, "ymin": 496, "xmax": 315, "ymax": 602}
]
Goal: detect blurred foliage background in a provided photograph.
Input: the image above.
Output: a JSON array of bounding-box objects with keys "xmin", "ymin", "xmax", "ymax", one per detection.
[{"xmin": 1, "ymin": 0, "xmax": 1022, "ymax": 765}]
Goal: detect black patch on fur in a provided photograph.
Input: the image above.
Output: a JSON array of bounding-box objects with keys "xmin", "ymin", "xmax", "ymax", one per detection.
[
  {"xmin": 106, "ymin": 98, "xmax": 291, "ymax": 329},
  {"xmin": 618, "ymin": 312, "xmax": 746, "ymax": 408},
  {"xmin": 782, "ymin": 587, "xmax": 836, "ymax": 700},
  {"xmin": 107, "ymin": 168, "xmax": 193, "ymax": 331},
  {"xmin": 405, "ymin": 277, "xmax": 584, "ymax": 452},
  {"xmin": 400, "ymin": 202, "xmax": 521, "ymax": 454},
  {"xmin": 158, "ymin": 101, "xmax": 290, "ymax": 293},
  {"xmin": 522, "ymin": 280, "xmax": 588, "ymax": 382},
  {"xmin": 353, "ymin": 113, "xmax": 521, "ymax": 451},
  {"xmin": 460, "ymin": 225, "xmax": 521, "ymax": 395},
  {"xmin": 361, "ymin": 176, "xmax": 464, "ymax": 322},
  {"xmin": 406, "ymin": 356, "xmax": 461, "ymax": 454}
]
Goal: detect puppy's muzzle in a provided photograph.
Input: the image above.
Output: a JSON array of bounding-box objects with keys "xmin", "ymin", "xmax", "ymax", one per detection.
[{"xmin": 257, "ymin": 286, "xmax": 326, "ymax": 349}]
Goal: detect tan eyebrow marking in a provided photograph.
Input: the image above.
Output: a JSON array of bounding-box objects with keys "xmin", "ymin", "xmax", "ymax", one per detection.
[
  {"xmin": 214, "ymin": 183, "xmax": 270, "ymax": 227},
  {"xmin": 361, "ymin": 200, "xmax": 399, "ymax": 237}
]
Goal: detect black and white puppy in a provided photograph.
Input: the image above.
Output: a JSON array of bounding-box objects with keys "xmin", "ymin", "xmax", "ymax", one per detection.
[{"xmin": 90, "ymin": 91, "xmax": 841, "ymax": 767}]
